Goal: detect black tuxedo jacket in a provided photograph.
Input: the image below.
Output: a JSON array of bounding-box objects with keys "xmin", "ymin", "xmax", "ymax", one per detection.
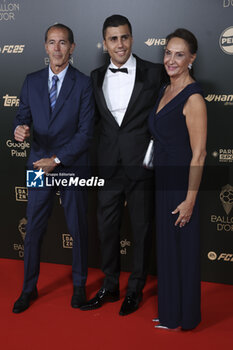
[{"xmin": 91, "ymin": 55, "xmax": 165, "ymax": 180}]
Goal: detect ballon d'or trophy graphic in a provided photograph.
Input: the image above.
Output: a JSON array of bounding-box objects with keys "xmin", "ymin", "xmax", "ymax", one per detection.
[
  {"xmin": 220, "ymin": 184, "xmax": 233, "ymax": 215},
  {"xmin": 18, "ymin": 217, "xmax": 27, "ymax": 241}
]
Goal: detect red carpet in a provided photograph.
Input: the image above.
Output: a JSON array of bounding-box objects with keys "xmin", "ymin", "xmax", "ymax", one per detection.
[{"xmin": 1, "ymin": 258, "xmax": 233, "ymax": 350}]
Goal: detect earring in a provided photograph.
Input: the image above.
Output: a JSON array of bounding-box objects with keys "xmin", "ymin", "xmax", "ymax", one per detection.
[{"xmin": 188, "ymin": 63, "xmax": 192, "ymax": 70}]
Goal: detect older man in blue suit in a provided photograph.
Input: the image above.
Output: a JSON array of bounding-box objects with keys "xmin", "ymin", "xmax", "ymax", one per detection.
[{"xmin": 12, "ymin": 23, "xmax": 94, "ymax": 313}]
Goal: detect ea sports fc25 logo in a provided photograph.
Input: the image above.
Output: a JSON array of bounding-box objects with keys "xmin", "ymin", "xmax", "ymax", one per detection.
[
  {"xmin": 219, "ymin": 26, "xmax": 233, "ymax": 55},
  {"xmin": 0, "ymin": 45, "xmax": 25, "ymax": 54}
]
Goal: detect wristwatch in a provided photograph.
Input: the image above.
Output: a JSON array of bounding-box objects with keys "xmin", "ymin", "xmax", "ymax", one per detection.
[{"xmin": 53, "ymin": 157, "xmax": 61, "ymax": 165}]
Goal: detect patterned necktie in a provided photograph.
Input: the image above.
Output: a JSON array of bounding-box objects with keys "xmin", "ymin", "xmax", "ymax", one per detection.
[
  {"xmin": 109, "ymin": 67, "xmax": 128, "ymax": 74},
  {"xmin": 49, "ymin": 75, "xmax": 59, "ymax": 112}
]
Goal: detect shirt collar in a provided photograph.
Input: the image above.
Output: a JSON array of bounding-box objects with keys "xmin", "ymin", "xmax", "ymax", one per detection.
[
  {"xmin": 49, "ymin": 64, "xmax": 69, "ymax": 82},
  {"xmin": 109, "ymin": 54, "xmax": 136, "ymax": 70}
]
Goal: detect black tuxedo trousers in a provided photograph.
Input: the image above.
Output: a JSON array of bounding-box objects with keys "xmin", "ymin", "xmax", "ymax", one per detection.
[{"xmin": 98, "ymin": 166, "xmax": 154, "ymax": 293}]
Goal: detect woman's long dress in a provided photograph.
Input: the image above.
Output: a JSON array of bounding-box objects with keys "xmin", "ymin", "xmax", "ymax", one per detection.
[{"xmin": 148, "ymin": 82, "xmax": 203, "ymax": 329}]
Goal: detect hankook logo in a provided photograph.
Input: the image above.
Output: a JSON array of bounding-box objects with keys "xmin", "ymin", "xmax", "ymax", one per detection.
[
  {"xmin": 145, "ymin": 38, "xmax": 166, "ymax": 47},
  {"xmin": 219, "ymin": 26, "xmax": 233, "ymax": 55},
  {"xmin": 205, "ymin": 94, "xmax": 233, "ymax": 105}
]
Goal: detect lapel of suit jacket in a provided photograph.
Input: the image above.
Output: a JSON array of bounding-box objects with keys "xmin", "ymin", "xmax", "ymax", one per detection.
[
  {"xmin": 49, "ymin": 65, "xmax": 76, "ymax": 124},
  {"xmin": 39, "ymin": 67, "xmax": 50, "ymax": 123},
  {"xmin": 120, "ymin": 55, "xmax": 144, "ymax": 127},
  {"xmin": 95, "ymin": 65, "xmax": 120, "ymax": 129}
]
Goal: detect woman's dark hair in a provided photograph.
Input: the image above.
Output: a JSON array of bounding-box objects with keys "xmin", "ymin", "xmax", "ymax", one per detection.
[
  {"xmin": 166, "ymin": 28, "xmax": 198, "ymax": 54},
  {"xmin": 166, "ymin": 28, "xmax": 198, "ymax": 77}
]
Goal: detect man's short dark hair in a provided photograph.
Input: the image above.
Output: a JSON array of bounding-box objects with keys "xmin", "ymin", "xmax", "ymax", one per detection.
[
  {"xmin": 102, "ymin": 15, "xmax": 132, "ymax": 39},
  {"xmin": 45, "ymin": 23, "xmax": 74, "ymax": 44}
]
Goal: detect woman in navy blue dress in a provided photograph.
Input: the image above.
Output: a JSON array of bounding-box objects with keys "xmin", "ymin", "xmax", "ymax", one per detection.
[{"xmin": 148, "ymin": 29, "xmax": 207, "ymax": 330}]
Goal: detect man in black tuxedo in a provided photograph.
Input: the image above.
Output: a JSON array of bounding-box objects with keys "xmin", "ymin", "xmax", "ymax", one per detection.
[{"xmin": 81, "ymin": 15, "xmax": 164, "ymax": 315}]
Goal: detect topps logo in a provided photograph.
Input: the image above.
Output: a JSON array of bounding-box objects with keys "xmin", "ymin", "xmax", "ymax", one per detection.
[
  {"xmin": 0, "ymin": 45, "xmax": 25, "ymax": 54},
  {"xmin": 3, "ymin": 94, "xmax": 20, "ymax": 107}
]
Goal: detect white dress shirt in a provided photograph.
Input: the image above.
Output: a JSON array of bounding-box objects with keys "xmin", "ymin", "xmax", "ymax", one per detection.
[
  {"xmin": 102, "ymin": 54, "xmax": 136, "ymax": 126},
  {"xmin": 48, "ymin": 64, "xmax": 69, "ymax": 98}
]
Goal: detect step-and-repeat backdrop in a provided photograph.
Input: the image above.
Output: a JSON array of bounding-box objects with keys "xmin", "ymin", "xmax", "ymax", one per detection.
[{"xmin": 0, "ymin": 0, "xmax": 232, "ymax": 284}]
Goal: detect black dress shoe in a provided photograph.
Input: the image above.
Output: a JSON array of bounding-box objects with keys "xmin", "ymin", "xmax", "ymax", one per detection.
[
  {"xmin": 71, "ymin": 286, "xmax": 86, "ymax": 308},
  {"xmin": 119, "ymin": 292, "xmax": 142, "ymax": 316},
  {"xmin": 12, "ymin": 287, "xmax": 38, "ymax": 314},
  {"xmin": 80, "ymin": 288, "xmax": 120, "ymax": 311}
]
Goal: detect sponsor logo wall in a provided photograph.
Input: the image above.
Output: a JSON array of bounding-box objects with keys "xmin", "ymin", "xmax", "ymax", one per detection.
[{"xmin": 0, "ymin": 0, "xmax": 232, "ymax": 284}]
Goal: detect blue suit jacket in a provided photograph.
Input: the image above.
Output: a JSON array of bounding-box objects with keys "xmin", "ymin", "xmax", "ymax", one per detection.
[{"xmin": 15, "ymin": 65, "xmax": 94, "ymax": 174}]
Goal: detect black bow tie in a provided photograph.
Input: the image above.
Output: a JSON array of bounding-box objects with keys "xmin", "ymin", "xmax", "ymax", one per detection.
[{"xmin": 109, "ymin": 67, "xmax": 128, "ymax": 74}]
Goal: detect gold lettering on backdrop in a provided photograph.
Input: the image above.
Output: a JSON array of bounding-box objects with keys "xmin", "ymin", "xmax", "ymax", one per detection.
[
  {"xmin": 0, "ymin": 1, "xmax": 20, "ymax": 21},
  {"xmin": 15, "ymin": 187, "xmax": 28, "ymax": 202},
  {"xmin": 120, "ymin": 239, "xmax": 131, "ymax": 255},
  {"xmin": 62, "ymin": 234, "xmax": 73, "ymax": 248},
  {"xmin": 3, "ymin": 94, "xmax": 19, "ymax": 106},
  {"xmin": 210, "ymin": 185, "xmax": 233, "ymax": 232}
]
